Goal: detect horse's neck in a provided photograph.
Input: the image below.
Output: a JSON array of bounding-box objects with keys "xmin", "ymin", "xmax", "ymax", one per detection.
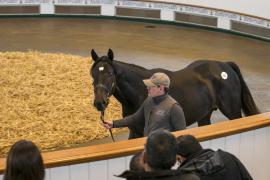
[{"xmin": 113, "ymin": 61, "xmax": 151, "ymax": 108}]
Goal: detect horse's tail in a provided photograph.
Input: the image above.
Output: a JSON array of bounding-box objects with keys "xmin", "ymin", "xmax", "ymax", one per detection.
[{"xmin": 226, "ymin": 62, "xmax": 260, "ymax": 116}]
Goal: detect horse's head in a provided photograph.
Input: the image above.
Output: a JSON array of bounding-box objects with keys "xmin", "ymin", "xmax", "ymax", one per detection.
[{"xmin": 90, "ymin": 49, "xmax": 116, "ymax": 111}]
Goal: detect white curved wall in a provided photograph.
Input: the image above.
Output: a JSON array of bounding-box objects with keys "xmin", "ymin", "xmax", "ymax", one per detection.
[
  {"xmin": 162, "ymin": 0, "xmax": 270, "ymax": 19},
  {"xmin": 0, "ymin": 0, "xmax": 269, "ymax": 39},
  {"xmin": 1, "ymin": 126, "xmax": 269, "ymax": 180},
  {"xmin": 0, "ymin": 0, "xmax": 269, "ymax": 19}
]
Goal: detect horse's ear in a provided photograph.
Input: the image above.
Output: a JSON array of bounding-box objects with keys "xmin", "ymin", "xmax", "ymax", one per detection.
[
  {"xmin": 108, "ymin": 49, "xmax": 114, "ymax": 61},
  {"xmin": 91, "ymin": 49, "xmax": 99, "ymax": 62}
]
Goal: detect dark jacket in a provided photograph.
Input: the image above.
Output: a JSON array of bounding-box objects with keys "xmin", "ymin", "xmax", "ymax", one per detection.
[
  {"xmin": 117, "ymin": 169, "xmax": 200, "ymax": 180},
  {"xmin": 179, "ymin": 149, "xmax": 253, "ymax": 180},
  {"xmin": 113, "ymin": 94, "xmax": 186, "ymax": 136}
]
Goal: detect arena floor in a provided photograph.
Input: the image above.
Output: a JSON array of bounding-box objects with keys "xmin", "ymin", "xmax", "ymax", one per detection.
[{"xmin": 0, "ymin": 17, "xmax": 269, "ymax": 144}]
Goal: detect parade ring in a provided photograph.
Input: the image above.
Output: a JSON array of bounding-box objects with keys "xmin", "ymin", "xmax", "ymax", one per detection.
[{"xmin": 0, "ymin": 17, "xmax": 269, "ymax": 157}]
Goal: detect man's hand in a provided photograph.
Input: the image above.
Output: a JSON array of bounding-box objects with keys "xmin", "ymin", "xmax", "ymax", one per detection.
[{"xmin": 103, "ymin": 121, "xmax": 113, "ymax": 129}]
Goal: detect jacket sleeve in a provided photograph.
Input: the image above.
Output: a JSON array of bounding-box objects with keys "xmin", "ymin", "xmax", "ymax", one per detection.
[
  {"xmin": 113, "ymin": 102, "xmax": 145, "ymax": 129},
  {"xmin": 227, "ymin": 152, "xmax": 253, "ymax": 180},
  {"xmin": 170, "ymin": 104, "xmax": 186, "ymax": 131}
]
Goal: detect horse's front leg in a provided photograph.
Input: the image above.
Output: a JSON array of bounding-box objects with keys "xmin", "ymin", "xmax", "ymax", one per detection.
[
  {"xmin": 122, "ymin": 105, "xmax": 144, "ymax": 139},
  {"xmin": 197, "ymin": 111, "xmax": 212, "ymax": 126}
]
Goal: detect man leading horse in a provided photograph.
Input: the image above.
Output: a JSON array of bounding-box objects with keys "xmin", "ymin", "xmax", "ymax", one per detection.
[
  {"xmin": 103, "ymin": 72, "xmax": 186, "ymax": 137},
  {"xmin": 91, "ymin": 49, "xmax": 260, "ymax": 139}
]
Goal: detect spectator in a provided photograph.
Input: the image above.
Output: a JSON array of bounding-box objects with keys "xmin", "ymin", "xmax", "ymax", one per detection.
[
  {"xmin": 4, "ymin": 140, "xmax": 45, "ymax": 180},
  {"xmin": 118, "ymin": 130, "xmax": 200, "ymax": 180},
  {"xmin": 177, "ymin": 135, "xmax": 253, "ymax": 180},
  {"xmin": 143, "ymin": 130, "xmax": 177, "ymax": 171},
  {"xmin": 103, "ymin": 72, "xmax": 186, "ymax": 138}
]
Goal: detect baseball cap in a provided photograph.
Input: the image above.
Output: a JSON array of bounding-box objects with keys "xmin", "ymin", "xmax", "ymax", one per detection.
[{"xmin": 143, "ymin": 72, "xmax": 170, "ymax": 88}]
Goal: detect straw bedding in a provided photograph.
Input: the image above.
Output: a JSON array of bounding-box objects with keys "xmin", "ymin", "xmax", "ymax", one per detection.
[{"xmin": 0, "ymin": 51, "xmax": 125, "ymax": 157}]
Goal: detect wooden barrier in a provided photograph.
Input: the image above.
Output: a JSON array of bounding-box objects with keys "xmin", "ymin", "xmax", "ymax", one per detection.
[{"xmin": 0, "ymin": 112, "xmax": 270, "ymax": 175}]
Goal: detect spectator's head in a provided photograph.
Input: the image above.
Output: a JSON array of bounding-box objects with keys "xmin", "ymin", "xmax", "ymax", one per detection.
[
  {"xmin": 143, "ymin": 130, "xmax": 177, "ymax": 171},
  {"xmin": 177, "ymin": 135, "xmax": 203, "ymax": 159},
  {"xmin": 129, "ymin": 152, "xmax": 144, "ymax": 171},
  {"xmin": 4, "ymin": 140, "xmax": 45, "ymax": 180}
]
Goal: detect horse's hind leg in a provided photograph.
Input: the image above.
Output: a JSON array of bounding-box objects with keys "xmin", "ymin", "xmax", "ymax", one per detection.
[
  {"xmin": 216, "ymin": 63, "xmax": 243, "ymax": 120},
  {"xmin": 197, "ymin": 111, "xmax": 212, "ymax": 126},
  {"xmin": 218, "ymin": 99, "xmax": 242, "ymax": 120}
]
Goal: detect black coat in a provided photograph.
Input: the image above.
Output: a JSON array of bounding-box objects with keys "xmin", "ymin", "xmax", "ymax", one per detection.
[
  {"xmin": 179, "ymin": 149, "xmax": 253, "ymax": 180},
  {"xmin": 117, "ymin": 169, "xmax": 200, "ymax": 180}
]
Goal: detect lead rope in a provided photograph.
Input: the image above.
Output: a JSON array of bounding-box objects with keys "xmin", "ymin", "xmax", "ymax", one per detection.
[{"xmin": 100, "ymin": 111, "xmax": 115, "ymax": 142}]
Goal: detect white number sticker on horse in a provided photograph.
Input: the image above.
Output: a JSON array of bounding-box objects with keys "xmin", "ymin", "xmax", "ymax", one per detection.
[
  {"xmin": 99, "ymin": 67, "xmax": 104, "ymax": 71},
  {"xmin": 221, "ymin": 72, "xmax": 228, "ymax": 79}
]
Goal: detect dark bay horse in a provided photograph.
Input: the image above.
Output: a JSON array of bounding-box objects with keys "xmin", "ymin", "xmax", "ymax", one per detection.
[{"xmin": 90, "ymin": 49, "xmax": 260, "ymax": 139}]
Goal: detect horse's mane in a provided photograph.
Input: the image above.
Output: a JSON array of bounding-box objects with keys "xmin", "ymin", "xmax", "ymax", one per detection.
[
  {"xmin": 114, "ymin": 60, "xmax": 163, "ymax": 80},
  {"xmin": 113, "ymin": 60, "xmax": 173, "ymax": 76},
  {"xmin": 91, "ymin": 57, "xmax": 173, "ymax": 79},
  {"xmin": 114, "ymin": 60, "xmax": 148, "ymax": 72},
  {"xmin": 91, "ymin": 57, "xmax": 151, "ymax": 77}
]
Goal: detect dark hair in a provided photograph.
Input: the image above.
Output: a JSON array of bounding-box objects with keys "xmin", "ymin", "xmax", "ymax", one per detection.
[
  {"xmin": 129, "ymin": 152, "xmax": 144, "ymax": 171},
  {"xmin": 177, "ymin": 135, "xmax": 203, "ymax": 158},
  {"xmin": 145, "ymin": 130, "xmax": 177, "ymax": 170},
  {"xmin": 4, "ymin": 140, "xmax": 45, "ymax": 180}
]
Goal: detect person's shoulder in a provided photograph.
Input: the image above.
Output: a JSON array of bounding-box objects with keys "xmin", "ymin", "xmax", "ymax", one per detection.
[
  {"xmin": 117, "ymin": 169, "xmax": 180, "ymax": 180},
  {"xmin": 216, "ymin": 149, "xmax": 241, "ymax": 162},
  {"xmin": 166, "ymin": 95, "xmax": 182, "ymax": 106},
  {"xmin": 165, "ymin": 95, "xmax": 177, "ymax": 104},
  {"xmin": 116, "ymin": 170, "xmax": 145, "ymax": 179},
  {"xmin": 216, "ymin": 149, "xmax": 243, "ymax": 166},
  {"xmin": 181, "ymin": 173, "xmax": 201, "ymax": 180},
  {"xmin": 216, "ymin": 149, "xmax": 233, "ymax": 157},
  {"xmin": 175, "ymin": 170, "xmax": 201, "ymax": 180},
  {"xmin": 170, "ymin": 100, "xmax": 184, "ymax": 111}
]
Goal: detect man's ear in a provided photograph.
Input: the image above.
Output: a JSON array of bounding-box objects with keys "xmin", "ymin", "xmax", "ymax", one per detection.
[
  {"xmin": 91, "ymin": 49, "xmax": 99, "ymax": 62},
  {"xmin": 108, "ymin": 49, "xmax": 114, "ymax": 61}
]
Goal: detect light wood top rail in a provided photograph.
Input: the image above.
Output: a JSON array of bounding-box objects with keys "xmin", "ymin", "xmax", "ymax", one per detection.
[
  {"xmin": 142, "ymin": 0, "xmax": 270, "ymax": 21},
  {"xmin": 0, "ymin": 112, "xmax": 270, "ymax": 173}
]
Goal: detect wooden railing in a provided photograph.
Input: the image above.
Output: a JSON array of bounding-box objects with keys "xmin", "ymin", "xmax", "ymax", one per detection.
[{"xmin": 0, "ymin": 112, "xmax": 270, "ymax": 174}]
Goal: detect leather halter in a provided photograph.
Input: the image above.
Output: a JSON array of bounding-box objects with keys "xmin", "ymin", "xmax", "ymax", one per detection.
[
  {"xmin": 94, "ymin": 79, "xmax": 116, "ymax": 102},
  {"xmin": 92, "ymin": 59, "xmax": 117, "ymax": 100}
]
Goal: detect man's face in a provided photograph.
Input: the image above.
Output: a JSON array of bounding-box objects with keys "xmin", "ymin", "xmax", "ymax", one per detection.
[{"xmin": 147, "ymin": 85, "xmax": 165, "ymax": 97}]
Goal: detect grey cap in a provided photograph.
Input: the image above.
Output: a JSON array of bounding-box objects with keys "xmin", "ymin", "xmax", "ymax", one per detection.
[{"xmin": 143, "ymin": 72, "xmax": 170, "ymax": 88}]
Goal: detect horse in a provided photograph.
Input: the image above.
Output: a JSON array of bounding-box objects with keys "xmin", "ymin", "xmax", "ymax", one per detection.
[{"xmin": 90, "ymin": 49, "xmax": 260, "ymax": 139}]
